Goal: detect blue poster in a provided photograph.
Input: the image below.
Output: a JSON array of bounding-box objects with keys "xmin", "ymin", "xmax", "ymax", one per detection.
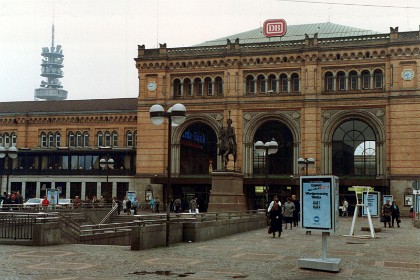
[
  {"xmin": 302, "ymin": 181, "xmax": 332, "ymax": 229},
  {"xmin": 126, "ymin": 191, "xmax": 137, "ymax": 203}
]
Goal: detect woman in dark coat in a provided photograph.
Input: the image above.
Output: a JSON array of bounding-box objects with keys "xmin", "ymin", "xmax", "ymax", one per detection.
[
  {"xmin": 269, "ymin": 196, "xmax": 283, "ymax": 238},
  {"xmin": 381, "ymin": 200, "xmax": 392, "ymax": 228}
]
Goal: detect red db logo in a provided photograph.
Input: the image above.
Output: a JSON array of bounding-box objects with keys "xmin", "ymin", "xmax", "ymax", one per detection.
[{"xmin": 263, "ymin": 19, "xmax": 287, "ymax": 37}]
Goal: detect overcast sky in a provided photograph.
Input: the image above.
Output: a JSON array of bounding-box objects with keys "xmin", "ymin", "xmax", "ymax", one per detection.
[{"xmin": 1, "ymin": 0, "xmax": 419, "ymax": 102}]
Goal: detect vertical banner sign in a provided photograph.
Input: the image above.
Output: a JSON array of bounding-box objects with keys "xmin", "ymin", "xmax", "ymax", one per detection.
[
  {"xmin": 301, "ymin": 176, "xmax": 339, "ymax": 232},
  {"xmin": 362, "ymin": 192, "xmax": 380, "ymax": 217}
]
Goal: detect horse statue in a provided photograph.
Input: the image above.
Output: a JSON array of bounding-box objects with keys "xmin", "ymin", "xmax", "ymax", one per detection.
[{"xmin": 218, "ymin": 124, "xmax": 237, "ymax": 170}]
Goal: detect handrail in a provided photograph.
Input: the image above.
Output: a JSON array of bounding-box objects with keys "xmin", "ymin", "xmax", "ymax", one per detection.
[{"xmin": 99, "ymin": 203, "xmax": 118, "ymax": 224}]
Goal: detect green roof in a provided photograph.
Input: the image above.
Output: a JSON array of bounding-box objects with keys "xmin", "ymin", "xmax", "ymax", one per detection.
[{"xmin": 194, "ymin": 22, "xmax": 380, "ymax": 46}]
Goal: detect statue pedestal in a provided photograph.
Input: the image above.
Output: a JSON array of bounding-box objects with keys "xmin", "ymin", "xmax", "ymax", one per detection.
[{"xmin": 207, "ymin": 171, "xmax": 247, "ymax": 212}]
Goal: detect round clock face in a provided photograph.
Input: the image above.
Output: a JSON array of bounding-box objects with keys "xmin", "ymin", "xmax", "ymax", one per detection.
[
  {"xmin": 402, "ymin": 69, "xmax": 414, "ymax": 81},
  {"xmin": 147, "ymin": 81, "xmax": 157, "ymax": 91}
]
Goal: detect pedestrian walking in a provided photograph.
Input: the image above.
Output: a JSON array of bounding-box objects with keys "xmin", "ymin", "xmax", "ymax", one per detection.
[
  {"xmin": 283, "ymin": 196, "xmax": 295, "ymax": 229},
  {"xmin": 292, "ymin": 195, "xmax": 300, "ymax": 227},
  {"xmin": 149, "ymin": 197, "xmax": 156, "ymax": 213},
  {"xmin": 342, "ymin": 198, "xmax": 349, "ymax": 217},
  {"xmin": 155, "ymin": 196, "xmax": 160, "ymax": 213},
  {"xmin": 123, "ymin": 197, "xmax": 128, "ymax": 214},
  {"xmin": 390, "ymin": 200, "xmax": 400, "ymax": 228},
  {"xmin": 132, "ymin": 198, "xmax": 139, "ymax": 215},
  {"xmin": 126, "ymin": 198, "xmax": 132, "ymax": 215},
  {"xmin": 268, "ymin": 195, "xmax": 282, "ymax": 238}
]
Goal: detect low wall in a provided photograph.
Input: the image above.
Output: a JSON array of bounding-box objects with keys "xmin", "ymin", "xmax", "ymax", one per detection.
[
  {"xmin": 32, "ymin": 221, "xmax": 61, "ymax": 246},
  {"xmin": 131, "ymin": 213, "xmax": 266, "ymax": 250},
  {"xmin": 80, "ymin": 230, "xmax": 132, "ymax": 245}
]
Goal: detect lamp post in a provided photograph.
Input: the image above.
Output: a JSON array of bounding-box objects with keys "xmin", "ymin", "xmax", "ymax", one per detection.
[
  {"xmin": 100, "ymin": 156, "xmax": 114, "ymax": 195},
  {"xmin": 150, "ymin": 103, "xmax": 187, "ymax": 246},
  {"xmin": 0, "ymin": 146, "xmax": 18, "ymax": 195},
  {"xmin": 298, "ymin": 157, "xmax": 315, "ymax": 176},
  {"xmin": 255, "ymin": 139, "xmax": 278, "ymax": 207}
]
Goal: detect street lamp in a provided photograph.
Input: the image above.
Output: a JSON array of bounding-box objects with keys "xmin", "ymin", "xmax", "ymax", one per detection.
[
  {"xmin": 100, "ymin": 156, "xmax": 114, "ymax": 192},
  {"xmin": 0, "ymin": 146, "xmax": 18, "ymax": 194},
  {"xmin": 298, "ymin": 157, "xmax": 315, "ymax": 176},
  {"xmin": 150, "ymin": 103, "xmax": 187, "ymax": 246},
  {"xmin": 255, "ymin": 139, "xmax": 278, "ymax": 207}
]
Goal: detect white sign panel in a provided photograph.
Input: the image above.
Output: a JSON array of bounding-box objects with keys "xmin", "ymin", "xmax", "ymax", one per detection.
[
  {"xmin": 301, "ymin": 176, "xmax": 339, "ymax": 233},
  {"xmin": 362, "ymin": 192, "xmax": 380, "ymax": 217}
]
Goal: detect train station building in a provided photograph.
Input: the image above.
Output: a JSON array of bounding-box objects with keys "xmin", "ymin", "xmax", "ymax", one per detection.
[{"xmin": 1, "ymin": 22, "xmax": 419, "ymax": 214}]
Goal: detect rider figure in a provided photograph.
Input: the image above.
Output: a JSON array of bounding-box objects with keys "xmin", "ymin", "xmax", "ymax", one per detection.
[
  {"xmin": 219, "ymin": 118, "xmax": 237, "ymax": 169},
  {"xmin": 226, "ymin": 118, "xmax": 237, "ymax": 153}
]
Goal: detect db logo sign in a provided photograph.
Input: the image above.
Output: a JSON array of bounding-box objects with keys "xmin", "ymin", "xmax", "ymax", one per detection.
[{"xmin": 263, "ymin": 19, "xmax": 287, "ymax": 37}]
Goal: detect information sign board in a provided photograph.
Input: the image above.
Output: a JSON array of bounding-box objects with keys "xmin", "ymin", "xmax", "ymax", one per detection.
[
  {"xmin": 300, "ymin": 176, "xmax": 339, "ymax": 233},
  {"xmin": 362, "ymin": 191, "xmax": 380, "ymax": 217}
]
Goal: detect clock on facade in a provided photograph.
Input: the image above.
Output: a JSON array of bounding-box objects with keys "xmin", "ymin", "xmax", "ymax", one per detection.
[
  {"xmin": 402, "ymin": 69, "xmax": 414, "ymax": 81},
  {"xmin": 147, "ymin": 81, "xmax": 157, "ymax": 91}
]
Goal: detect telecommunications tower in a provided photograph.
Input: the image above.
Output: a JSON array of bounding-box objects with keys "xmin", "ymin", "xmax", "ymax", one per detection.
[{"xmin": 34, "ymin": 23, "xmax": 68, "ymax": 100}]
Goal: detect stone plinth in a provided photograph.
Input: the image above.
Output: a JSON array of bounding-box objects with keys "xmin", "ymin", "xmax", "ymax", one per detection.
[{"xmin": 207, "ymin": 171, "xmax": 247, "ymax": 212}]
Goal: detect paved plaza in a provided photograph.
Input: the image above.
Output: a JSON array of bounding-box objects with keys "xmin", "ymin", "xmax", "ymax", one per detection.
[{"xmin": 1, "ymin": 216, "xmax": 419, "ymax": 279}]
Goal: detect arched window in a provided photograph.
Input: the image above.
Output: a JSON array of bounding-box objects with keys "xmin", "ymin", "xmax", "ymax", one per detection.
[
  {"xmin": 83, "ymin": 131, "xmax": 89, "ymax": 147},
  {"xmin": 11, "ymin": 133, "xmax": 17, "ymax": 147},
  {"xmin": 280, "ymin": 74, "xmax": 288, "ymax": 93},
  {"xmin": 97, "ymin": 131, "xmax": 104, "ymax": 147},
  {"xmin": 126, "ymin": 130, "xmax": 134, "ymax": 147},
  {"xmin": 215, "ymin": 76, "xmax": 223, "ymax": 96},
  {"xmin": 257, "ymin": 74, "xmax": 266, "ymax": 94},
  {"xmin": 68, "ymin": 132, "xmax": 75, "ymax": 147},
  {"xmin": 76, "ymin": 131, "xmax": 83, "ymax": 147},
  {"xmin": 48, "ymin": 132, "xmax": 54, "ymax": 147},
  {"xmin": 253, "ymin": 121, "xmax": 293, "ymax": 175},
  {"xmin": 361, "ymin": 70, "xmax": 370, "ymax": 89},
  {"xmin": 268, "ymin": 74, "xmax": 277, "ymax": 93},
  {"xmin": 291, "ymin": 73, "xmax": 300, "ymax": 93},
  {"xmin": 112, "ymin": 131, "xmax": 118, "ymax": 147},
  {"xmin": 40, "ymin": 132, "xmax": 47, "ymax": 147},
  {"xmin": 193, "ymin": 78, "xmax": 203, "ymax": 96},
  {"xmin": 3, "ymin": 132, "xmax": 10, "ymax": 147},
  {"xmin": 180, "ymin": 123, "xmax": 218, "ymax": 175},
  {"xmin": 173, "ymin": 79, "xmax": 182, "ymax": 97},
  {"xmin": 246, "ymin": 75, "xmax": 255, "ymax": 94},
  {"xmin": 184, "ymin": 78, "xmax": 192, "ymax": 96},
  {"xmin": 325, "ymin": 72, "xmax": 334, "ymax": 91},
  {"xmin": 349, "ymin": 71, "xmax": 358, "ymax": 90},
  {"xmin": 204, "ymin": 77, "xmax": 213, "ymax": 96},
  {"xmin": 374, "ymin": 69, "xmax": 383, "ymax": 89},
  {"xmin": 105, "ymin": 131, "xmax": 111, "ymax": 147},
  {"xmin": 337, "ymin": 71, "xmax": 346, "ymax": 91},
  {"xmin": 55, "ymin": 132, "xmax": 61, "ymax": 147},
  {"xmin": 332, "ymin": 120, "xmax": 376, "ymax": 176}
]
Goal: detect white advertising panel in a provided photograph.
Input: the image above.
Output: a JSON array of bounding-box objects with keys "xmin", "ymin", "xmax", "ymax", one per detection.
[
  {"xmin": 300, "ymin": 176, "xmax": 339, "ymax": 233},
  {"xmin": 362, "ymin": 192, "xmax": 380, "ymax": 217}
]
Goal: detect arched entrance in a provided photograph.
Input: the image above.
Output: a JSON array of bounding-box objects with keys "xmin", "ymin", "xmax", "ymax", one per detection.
[
  {"xmin": 252, "ymin": 120, "xmax": 295, "ymax": 208},
  {"xmin": 332, "ymin": 120, "xmax": 376, "ymax": 176},
  {"xmin": 177, "ymin": 122, "xmax": 218, "ymax": 212}
]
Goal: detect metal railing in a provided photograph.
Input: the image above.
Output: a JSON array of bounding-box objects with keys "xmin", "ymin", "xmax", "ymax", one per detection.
[{"xmin": 0, "ymin": 212, "xmax": 49, "ymax": 240}]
